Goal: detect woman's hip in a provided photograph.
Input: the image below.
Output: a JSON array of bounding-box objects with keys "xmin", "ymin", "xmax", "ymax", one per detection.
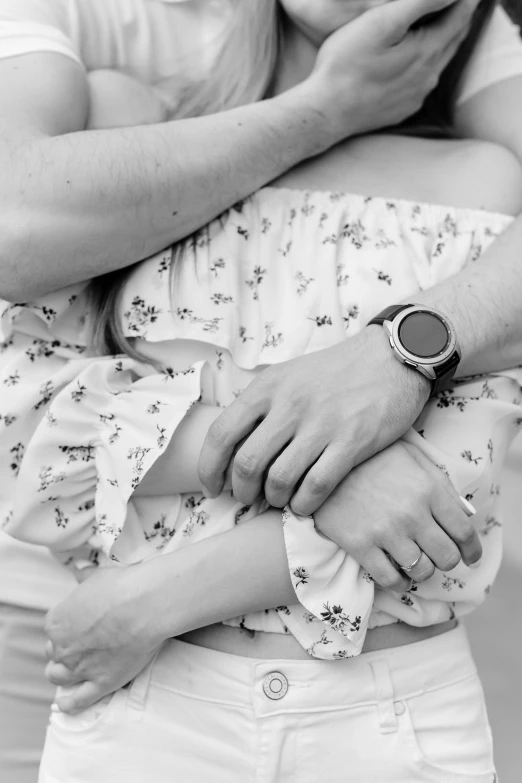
[{"xmin": 40, "ymin": 622, "xmax": 496, "ymax": 783}]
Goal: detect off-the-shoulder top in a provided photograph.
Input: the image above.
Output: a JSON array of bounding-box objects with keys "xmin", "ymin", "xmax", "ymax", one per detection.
[{"xmin": 2, "ymin": 187, "xmax": 521, "ymax": 659}]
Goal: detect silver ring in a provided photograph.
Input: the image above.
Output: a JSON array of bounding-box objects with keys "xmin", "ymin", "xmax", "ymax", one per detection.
[{"xmin": 401, "ymin": 553, "xmax": 422, "ymax": 573}]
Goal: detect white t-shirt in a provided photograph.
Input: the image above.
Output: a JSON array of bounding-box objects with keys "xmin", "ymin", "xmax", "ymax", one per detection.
[
  {"xmin": 0, "ymin": 0, "xmax": 521, "ymax": 612},
  {"xmin": 0, "ymin": 1, "xmax": 521, "ymax": 106}
]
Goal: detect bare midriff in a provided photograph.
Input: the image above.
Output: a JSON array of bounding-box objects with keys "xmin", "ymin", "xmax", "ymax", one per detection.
[{"xmin": 178, "ymin": 619, "xmax": 457, "ymax": 660}]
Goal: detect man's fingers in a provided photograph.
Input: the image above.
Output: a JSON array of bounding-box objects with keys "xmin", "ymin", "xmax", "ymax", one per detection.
[
  {"xmin": 45, "ymin": 661, "xmax": 82, "ymax": 687},
  {"xmin": 423, "ymin": 0, "xmax": 479, "ymax": 65},
  {"xmin": 198, "ymin": 396, "xmax": 265, "ymax": 497},
  {"xmin": 431, "ymin": 491, "xmax": 482, "ymax": 566},
  {"xmin": 290, "ymin": 444, "xmax": 354, "ymax": 517},
  {"xmin": 231, "ymin": 416, "xmax": 294, "ymax": 505},
  {"xmin": 378, "ymin": 0, "xmax": 461, "ymax": 44},
  {"xmin": 264, "ymin": 433, "xmax": 326, "ymax": 508}
]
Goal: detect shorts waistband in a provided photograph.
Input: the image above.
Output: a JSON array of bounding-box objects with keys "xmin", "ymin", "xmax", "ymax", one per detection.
[{"xmin": 134, "ymin": 623, "xmax": 476, "ymax": 719}]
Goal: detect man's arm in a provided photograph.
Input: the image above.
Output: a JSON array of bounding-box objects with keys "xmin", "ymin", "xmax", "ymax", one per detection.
[{"xmin": 0, "ymin": 0, "xmax": 477, "ymax": 300}]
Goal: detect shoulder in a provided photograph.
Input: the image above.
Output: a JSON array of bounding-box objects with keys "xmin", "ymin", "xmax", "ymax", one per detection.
[{"xmin": 456, "ymin": 7, "xmax": 522, "ymax": 107}]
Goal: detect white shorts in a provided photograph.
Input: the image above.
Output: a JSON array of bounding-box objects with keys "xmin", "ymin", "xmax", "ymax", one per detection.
[{"xmin": 39, "ymin": 624, "xmax": 497, "ymax": 783}]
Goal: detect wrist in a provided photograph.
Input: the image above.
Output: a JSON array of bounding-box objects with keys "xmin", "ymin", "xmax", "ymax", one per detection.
[
  {"xmin": 274, "ymin": 77, "xmax": 358, "ymax": 156},
  {"xmin": 361, "ymin": 325, "xmax": 431, "ymax": 405}
]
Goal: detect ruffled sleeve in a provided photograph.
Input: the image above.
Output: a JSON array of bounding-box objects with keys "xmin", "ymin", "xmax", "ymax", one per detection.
[
  {"xmin": 280, "ymin": 372, "xmax": 522, "ymax": 659},
  {"xmin": 6, "ymin": 355, "xmax": 205, "ymax": 564}
]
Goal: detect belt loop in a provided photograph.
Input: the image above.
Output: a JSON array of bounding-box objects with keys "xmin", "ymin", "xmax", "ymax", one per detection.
[
  {"xmin": 126, "ymin": 644, "xmax": 164, "ymax": 719},
  {"xmin": 369, "ymin": 658, "xmax": 398, "ymax": 734}
]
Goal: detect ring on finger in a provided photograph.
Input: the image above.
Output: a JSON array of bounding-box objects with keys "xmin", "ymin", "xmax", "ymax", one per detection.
[{"xmin": 400, "ymin": 552, "xmax": 423, "ymax": 573}]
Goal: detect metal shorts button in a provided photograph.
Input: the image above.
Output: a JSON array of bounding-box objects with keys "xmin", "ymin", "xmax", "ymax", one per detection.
[{"xmin": 263, "ymin": 671, "xmax": 288, "ymax": 701}]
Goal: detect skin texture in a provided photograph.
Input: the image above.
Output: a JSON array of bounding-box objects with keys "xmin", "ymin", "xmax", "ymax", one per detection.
[
  {"xmin": 0, "ymin": 0, "xmax": 476, "ymax": 300},
  {"xmin": 19, "ymin": 0, "xmax": 522, "ymax": 713},
  {"xmin": 197, "ymin": 1, "xmax": 522, "ymax": 517}
]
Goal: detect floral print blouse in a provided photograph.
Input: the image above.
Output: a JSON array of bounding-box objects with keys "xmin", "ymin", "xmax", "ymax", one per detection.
[{"xmin": 2, "ymin": 187, "xmax": 521, "ymax": 660}]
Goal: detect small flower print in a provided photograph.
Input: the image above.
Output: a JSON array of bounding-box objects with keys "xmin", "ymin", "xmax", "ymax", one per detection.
[
  {"xmin": 320, "ymin": 603, "xmax": 361, "ymax": 634},
  {"xmin": 245, "ymin": 266, "xmax": 267, "ymax": 301},
  {"xmin": 34, "ymin": 381, "xmax": 54, "ymax": 411},
  {"xmin": 295, "ymin": 271, "xmax": 314, "ymax": 296},
  {"xmin": 71, "ymin": 382, "xmax": 87, "ymax": 403},
  {"xmin": 54, "ymin": 507, "xmax": 69, "ymax": 528},
  {"xmin": 374, "ymin": 269, "xmax": 392, "ymax": 286},
  {"xmin": 336, "ymin": 264, "xmax": 349, "ymax": 287},
  {"xmin": 293, "ymin": 567, "xmax": 309, "ymax": 587},
  {"xmin": 210, "ymin": 293, "xmax": 234, "ymax": 306},
  {"xmin": 308, "ymin": 315, "xmax": 332, "ymax": 327},
  {"xmin": 441, "ymin": 575, "xmax": 466, "ymax": 591},
  {"xmin": 481, "ymin": 516, "xmax": 501, "ymax": 536},
  {"xmin": 461, "ymin": 450, "xmax": 483, "ymax": 465},
  {"xmin": 262, "ymin": 322, "xmax": 283, "ymax": 350}
]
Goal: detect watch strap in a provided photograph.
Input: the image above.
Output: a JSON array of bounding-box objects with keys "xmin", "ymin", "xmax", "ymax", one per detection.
[
  {"xmin": 431, "ymin": 351, "xmax": 461, "ymax": 396},
  {"xmin": 368, "ymin": 304, "xmax": 412, "ymax": 327}
]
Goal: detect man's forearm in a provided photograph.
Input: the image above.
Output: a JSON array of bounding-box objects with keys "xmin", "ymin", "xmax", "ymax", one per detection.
[
  {"xmin": 413, "ymin": 215, "xmax": 522, "ymax": 375},
  {"xmin": 1, "ymin": 84, "xmax": 330, "ymax": 301}
]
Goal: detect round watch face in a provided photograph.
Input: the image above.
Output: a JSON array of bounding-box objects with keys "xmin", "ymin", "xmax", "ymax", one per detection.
[{"xmin": 397, "ymin": 312, "xmax": 450, "ymax": 358}]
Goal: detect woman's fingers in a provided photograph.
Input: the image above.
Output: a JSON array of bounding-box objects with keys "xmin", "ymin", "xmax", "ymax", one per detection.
[
  {"xmin": 55, "ymin": 681, "xmax": 108, "ymax": 715},
  {"xmin": 45, "ymin": 661, "xmax": 83, "ymax": 687},
  {"xmin": 431, "ymin": 489, "xmax": 482, "ymax": 566},
  {"xmin": 359, "ymin": 548, "xmax": 413, "ymax": 593},
  {"xmin": 384, "ymin": 539, "xmax": 436, "ymax": 583}
]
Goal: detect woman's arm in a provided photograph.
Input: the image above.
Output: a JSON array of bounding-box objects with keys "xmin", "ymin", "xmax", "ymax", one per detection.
[
  {"xmin": 133, "ymin": 403, "xmax": 224, "ymax": 496},
  {"xmin": 44, "ymin": 440, "xmax": 476, "ymax": 713}
]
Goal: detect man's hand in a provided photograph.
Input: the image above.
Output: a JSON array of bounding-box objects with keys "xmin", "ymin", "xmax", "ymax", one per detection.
[
  {"xmin": 198, "ymin": 327, "xmax": 430, "ymax": 515},
  {"xmin": 307, "ymin": 0, "xmax": 480, "ymax": 140},
  {"xmin": 314, "ymin": 440, "xmax": 481, "ymax": 593},
  {"xmin": 44, "ymin": 566, "xmax": 162, "ymax": 714}
]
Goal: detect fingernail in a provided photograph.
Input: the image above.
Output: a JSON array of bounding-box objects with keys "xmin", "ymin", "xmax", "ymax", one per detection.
[
  {"xmin": 50, "ymin": 703, "xmax": 61, "ymax": 713},
  {"xmin": 469, "ymin": 559, "xmax": 482, "ymax": 570},
  {"xmin": 459, "ymin": 496, "xmax": 476, "ymax": 517}
]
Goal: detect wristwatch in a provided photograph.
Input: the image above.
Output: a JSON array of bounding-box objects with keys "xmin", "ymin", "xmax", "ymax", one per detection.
[{"xmin": 368, "ymin": 304, "xmax": 461, "ymax": 396}]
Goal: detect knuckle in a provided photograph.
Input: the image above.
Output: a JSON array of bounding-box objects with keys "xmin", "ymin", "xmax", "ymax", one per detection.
[
  {"xmin": 234, "ymin": 451, "xmax": 261, "ymax": 481},
  {"xmin": 453, "ymin": 522, "xmax": 476, "ymax": 546},
  {"xmin": 206, "ymin": 415, "xmax": 231, "ymax": 449},
  {"xmin": 414, "ymin": 563, "xmax": 436, "ymax": 582},
  {"xmin": 439, "ymin": 551, "xmax": 461, "ymax": 572},
  {"xmin": 378, "ymin": 572, "xmax": 404, "ymax": 592},
  {"xmin": 306, "ymin": 473, "xmax": 331, "ymax": 498},
  {"xmin": 266, "ymin": 467, "xmax": 292, "ymax": 495}
]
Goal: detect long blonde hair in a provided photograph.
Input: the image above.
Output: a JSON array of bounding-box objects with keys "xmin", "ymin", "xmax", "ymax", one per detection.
[{"xmin": 88, "ymin": 0, "xmax": 279, "ymax": 359}]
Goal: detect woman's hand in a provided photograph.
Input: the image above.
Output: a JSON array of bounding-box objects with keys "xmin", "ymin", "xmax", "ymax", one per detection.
[
  {"xmin": 44, "ymin": 566, "xmax": 163, "ymax": 714},
  {"xmin": 306, "ymin": 0, "xmax": 479, "ymax": 140},
  {"xmin": 314, "ymin": 440, "xmax": 481, "ymax": 593}
]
